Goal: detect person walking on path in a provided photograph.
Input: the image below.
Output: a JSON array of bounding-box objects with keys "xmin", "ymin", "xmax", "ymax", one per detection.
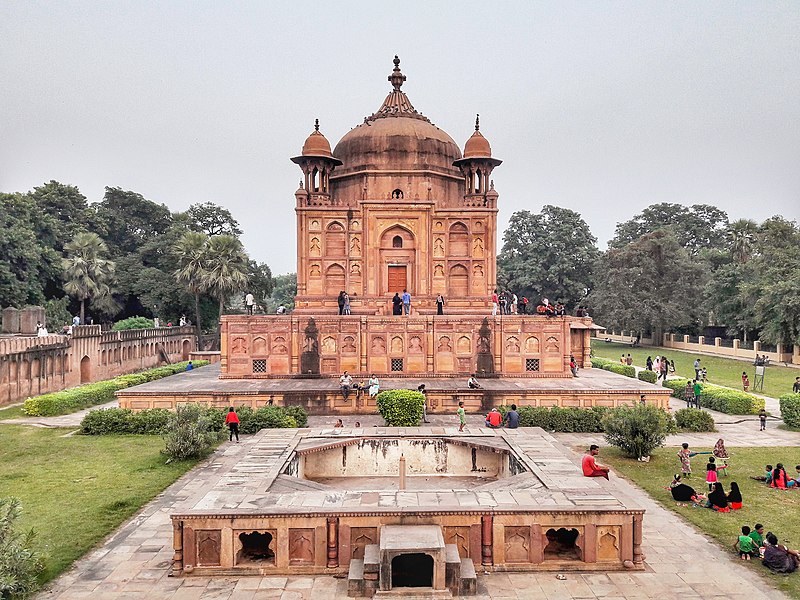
[
  {"xmin": 401, "ymin": 289, "xmax": 411, "ymax": 315},
  {"xmin": 436, "ymin": 294, "xmax": 445, "ymax": 315},
  {"xmin": 759, "ymin": 408, "xmax": 767, "ymax": 431},
  {"xmin": 582, "ymin": 445, "xmax": 610, "ymax": 480},
  {"xmin": 225, "ymin": 407, "xmax": 240, "ymax": 443},
  {"xmin": 684, "ymin": 380, "xmax": 694, "ymax": 408},
  {"xmin": 794, "ymin": 377, "xmax": 800, "ymax": 394},
  {"xmin": 245, "ymin": 292, "xmax": 255, "ymax": 315},
  {"xmin": 694, "ymin": 358, "xmax": 701, "ymax": 380},
  {"xmin": 693, "ymin": 379, "xmax": 703, "ymax": 408},
  {"xmin": 457, "ymin": 401, "xmax": 466, "ymax": 432}
]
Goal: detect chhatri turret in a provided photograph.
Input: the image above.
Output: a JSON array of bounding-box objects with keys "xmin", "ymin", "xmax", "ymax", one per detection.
[
  {"xmin": 453, "ymin": 114, "xmax": 502, "ymax": 207},
  {"xmin": 291, "ymin": 119, "xmax": 342, "ymax": 206}
]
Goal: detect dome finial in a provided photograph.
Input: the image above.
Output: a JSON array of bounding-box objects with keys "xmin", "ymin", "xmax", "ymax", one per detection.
[
  {"xmin": 475, "ymin": 114, "xmax": 480, "ymax": 131},
  {"xmin": 314, "ymin": 118, "xmax": 320, "ymax": 132},
  {"xmin": 389, "ymin": 55, "xmax": 406, "ymax": 91}
]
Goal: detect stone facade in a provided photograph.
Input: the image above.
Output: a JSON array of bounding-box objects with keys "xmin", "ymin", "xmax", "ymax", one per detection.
[{"xmin": 0, "ymin": 325, "xmax": 196, "ymax": 406}]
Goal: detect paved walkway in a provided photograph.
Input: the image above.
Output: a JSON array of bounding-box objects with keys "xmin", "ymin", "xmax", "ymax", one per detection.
[{"xmin": 38, "ymin": 427, "xmax": 788, "ymax": 600}]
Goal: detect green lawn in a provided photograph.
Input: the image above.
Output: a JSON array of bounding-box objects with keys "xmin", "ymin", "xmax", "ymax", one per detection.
[
  {"xmin": 0, "ymin": 426, "xmax": 200, "ymax": 583},
  {"xmin": 603, "ymin": 445, "xmax": 800, "ymax": 598},
  {"xmin": 594, "ymin": 340, "xmax": 798, "ymax": 400},
  {"xmin": 0, "ymin": 403, "xmax": 25, "ymax": 419}
]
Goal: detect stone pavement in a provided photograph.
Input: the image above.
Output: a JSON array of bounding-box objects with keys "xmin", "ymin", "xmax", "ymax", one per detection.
[{"xmin": 37, "ymin": 427, "xmax": 788, "ymax": 600}]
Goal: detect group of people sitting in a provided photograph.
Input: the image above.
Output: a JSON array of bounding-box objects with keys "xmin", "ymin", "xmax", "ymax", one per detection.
[
  {"xmin": 734, "ymin": 524, "xmax": 800, "ymax": 573},
  {"xmin": 669, "ymin": 474, "xmax": 743, "ymax": 511},
  {"xmin": 535, "ymin": 298, "xmax": 566, "ymax": 316},
  {"xmin": 483, "ymin": 405, "xmax": 519, "ymax": 429},
  {"xmin": 752, "ymin": 463, "xmax": 800, "ymax": 489}
]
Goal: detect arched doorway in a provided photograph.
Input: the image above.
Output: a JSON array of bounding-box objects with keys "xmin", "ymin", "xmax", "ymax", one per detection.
[
  {"xmin": 391, "ymin": 553, "xmax": 433, "ymax": 588},
  {"xmin": 448, "ymin": 222, "xmax": 469, "ymax": 256},
  {"xmin": 379, "ymin": 226, "xmax": 416, "ymax": 295},
  {"xmin": 325, "ymin": 264, "xmax": 346, "ymax": 296},
  {"xmin": 181, "ymin": 340, "xmax": 191, "ymax": 361},
  {"xmin": 80, "ymin": 356, "xmax": 91, "ymax": 384},
  {"xmin": 448, "ymin": 264, "xmax": 469, "ymax": 297}
]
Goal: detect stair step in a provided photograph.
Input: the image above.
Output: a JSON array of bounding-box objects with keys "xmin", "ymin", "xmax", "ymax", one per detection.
[
  {"xmin": 348, "ymin": 559, "xmax": 365, "ymax": 598},
  {"xmin": 459, "ymin": 558, "xmax": 477, "ymax": 596}
]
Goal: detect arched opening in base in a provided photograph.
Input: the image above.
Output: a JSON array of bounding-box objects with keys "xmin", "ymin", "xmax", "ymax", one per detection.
[{"xmin": 391, "ymin": 552, "xmax": 433, "ymax": 588}]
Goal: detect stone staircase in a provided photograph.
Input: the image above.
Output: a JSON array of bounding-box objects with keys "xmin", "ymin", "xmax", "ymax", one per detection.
[{"xmin": 348, "ymin": 543, "xmax": 476, "ymax": 598}]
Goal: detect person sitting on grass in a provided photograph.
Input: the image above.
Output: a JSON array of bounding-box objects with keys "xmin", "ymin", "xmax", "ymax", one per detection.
[
  {"xmin": 727, "ymin": 482, "xmax": 743, "ymax": 510},
  {"xmin": 771, "ymin": 464, "xmax": 789, "ymax": 489},
  {"xmin": 705, "ymin": 482, "xmax": 729, "ymax": 511},
  {"xmin": 751, "ymin": 464, "xmax": 774, "ymax": 484},
  {"xmin": 762, "ymin": 533, "xmax": 800, "ymax": 574},
  {"xmin": 582, "ymin": 444, "xmax": 610, "ymax": 480},
  {"xmin": 734, "ymin": 526, "xmax": 758, "ymax": 560},
  {"xmin": 787, "ymin": 465, "xmax": 800, "ymax": 488},
  {"xmin": 669, "ymin": 474, "xmax": 703, "ymax": 505},
  {"xmin": 750, "ymin": 524, "xmax": 765, "ymax": 549}
]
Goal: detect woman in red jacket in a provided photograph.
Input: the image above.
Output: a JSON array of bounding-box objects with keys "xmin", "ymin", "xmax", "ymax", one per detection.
[{"xmin": 225, "ymin": 407, "xmax": 240, "ymax": 443}]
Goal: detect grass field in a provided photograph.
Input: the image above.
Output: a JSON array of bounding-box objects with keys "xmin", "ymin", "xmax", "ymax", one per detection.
[
  {"xmin": 0, "ymin": 425, "xmax": 199, "ymax": 584},
  {"xmin": 603, "ymin": 445, "xmax": 800, "ymax": 598},
  {"xmin": 594, "ymin": 341, "xmax": 798, "ymax": 400}
]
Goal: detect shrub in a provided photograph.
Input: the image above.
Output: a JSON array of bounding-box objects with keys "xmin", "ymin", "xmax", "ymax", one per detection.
[
  {"xmin": 637, "ymin": 370, "xmax": 658, "ymax": 384},
  {"xmin": 502, "ymin": 406, "xmax": 609, "ymax": 432},
  {"xmin": 674, "ymin": 408, "xmax": 716, "ymax": 432},
  {"xmin": 236, "ymin": 406, "xmax": 297, "ymax": 434},
  {"xmin": 112, "ymin": 316, "xmax": 155, "ymax": 331},
  {"xmin": 163, "ymin": 404, "xmax": 223, "ymax": 462},
  {"xmin": 22, "ymin": 360, "xmax": 209, "ymax": 417},
  {"xmin": 0, "ymin": 497, "xmax": 45, "ymax": 600},
  {"xmin": 283, "ymin": 405, "xmax": 308, "ymax": 428},
  {"xmin": 663, "ymin": 378, "xmax": 764, "ymax": 415},
  {"xmin": 590, "ymin": 356, "xmax": 635, "ymax": 378},
  {"xmin": 602, "ymin": 404, "xmax": 675, "ymax": 458},
  {"xmin": 375, "ymin": 390, "xmax": 425, "ymax": 426},
  {"xmin": 780, "ymin": 393, "xmax": 800, "ymax": 428}
]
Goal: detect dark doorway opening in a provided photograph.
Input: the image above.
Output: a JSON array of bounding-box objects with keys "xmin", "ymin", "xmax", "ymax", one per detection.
[
  {"xmin": 544, "ymin": 527, "xmax": 582, "ymax": 560},
  {"xmin": 237, "ymin": 531, "xmax": 275, "ymax": 565},
  {"xmin": 391, "ymin": 553, "xmax": 433, "ymax": 588}
]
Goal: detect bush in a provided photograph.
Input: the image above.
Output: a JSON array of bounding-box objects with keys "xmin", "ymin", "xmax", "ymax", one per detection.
[
  {"xmin": 375, "ymin": 390, "xmax": 425, "ymax": 426},
  {"xmin": 602, "ymin": 404, "xmax": 675, "ymax": 459},
  {"xmin": 590, "ymin": 356, "xmax": 635, "ymax": 378},
  {"xmin": 282, "ymin": 405, "xmax": 308, "ymax": 428},
  {"xmin": 112, "ymin": 316, "xmax": 155, "ymax": 331},
  {"xmin": 163, "ymin": 404, "xmax": 223, "ymax": 462},
  {"xmin": 663, "ymin": 378, "xmax": 764, "ymax": 415},
  {"xmin": 236, "ymin": 406, "xmax": 298, "ymax": 434},
  {"xmin": 637, "ymin": 370, "xmax": 658, "ymax": 384},
  {"xmin": 674, "ymin": 408, "xmax": 716, "ymax": 432},
  {"xmin": 23, "ymin": 360, "xmax": 209, "ymax": 417},
  {"xmin": 0, "ymin": 497, "xmax": 45, "ymax": 600},
  {"xmin": 780, "ymin": 393, "xmax": 800, "ymax": 428},
  {"xmin": 497, "ymin": 406, "xmax": 609, "ymax": 432}
]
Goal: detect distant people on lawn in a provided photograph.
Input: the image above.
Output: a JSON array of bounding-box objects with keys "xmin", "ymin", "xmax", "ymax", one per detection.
[
  {"xmin": 771, "ymin": 464, "xmax": 789, "ymax": 489},
  {"xmin": 626, "ymin": 354, "xmax": 633, "ymax": 366},
  {"xmin": 678, "ymin": 443, "xmax": 698, "ymax": 478},
  {"xmin": 582, "ymin": 445, "xmax": 610, "ymax": 480},
  {"xmin": 694, "ymin": 358, "xmax": 701, "ymax": 379},
  {"xmin": 185, "ymin": 361, "xmax": 193, "ymax": 371},
  {"xmin": 706, "ymin": 456, "xmax": 718, "ymax": 492},
  {"xmin": 742, "ymin": 371, "xmax": 750, "ymax": 392},
  {"xmin": 762, "ymin": 532, "xmax": 800, "ymax": 574},
  {"xmin": 794, "ymin": 377, "xmax": 800, "ymax": 394},
  {"xmin": 646, "ymin": 356, "xmax": 653, "ymax": 371},
  {"xmin": 669, "ymin": 474, "xmax": 703, "ymax": 504},
  {"xmin": 684, "ymin": 381, "xmax": 695, "ymax": 408},
  {"xmin": 734, "ymin": 526, "xmax": 757, "ymax": 560},
  {"xmin": 705, "ymin": 482, "xmax": 729, "ymax": 511},
  {"xmin": 759, "ymin": 408, "xmax": 767, "ymax": 431},
  {"xmin": 693, "ymin": 379, "xmax": 703, "ymax": 408},
  {"xmin": 727, "ymin": 482, "xmax": 743, "ymax": 509}
]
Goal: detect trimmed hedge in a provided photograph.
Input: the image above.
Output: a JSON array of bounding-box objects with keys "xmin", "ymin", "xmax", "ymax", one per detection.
[
  {"xmin": 779, "ymin": 393, "xmax": 800, "ymax": 428},
  {"xmin": 499, "ymin": 405, "xmax": 609, "ymax": 432},
  {"xmin": 590, "ymin": 356, "xmax": 636, "ymax": 378},
  {"xmin": 602, "ymin": 404, "xmax": 675, "ymax": 458},
  {"xmin": 637, "ymin": 370, "xmax": 658, "ymax": 384},
  {"xmin": 375, "ymin": 390, "xmax": 425, "ymax": 426},
  {"xmin": 80, "ymin": 404, "xmax": 306, "ymax": 435},
  {"xmin": 23, "ymin": 360, "xmax": 209, "ymax": 417},
  {"xmin": 663, "ymin": 378, "xmax": 765, "ymax": 415},
  {"xmin": 674, "ymin": 408, "xmax": 716, "ymax": 432}
]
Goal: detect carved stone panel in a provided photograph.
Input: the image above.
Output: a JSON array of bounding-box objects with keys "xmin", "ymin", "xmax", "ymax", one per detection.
[
  {"xmin": 289, "ymin": 528, "xmax": 315, "ymax": 565},
  {"xmin": 504, "ymin": 526, "xmax": 530, "ymax": 563},
  {"xmin": 196, "ymin": 530, "xmax": 221, "ymax": 566},
  {"xmin": 444, "ymin": 526, "xmax": 470, "ymax": 558},
  {"xmin": 597, "ymin": 526, "xmax": 620, "ymax": 561},
  {"xmin": 350, "ymin": 527, "xmax": 378, "ymax": 560}
]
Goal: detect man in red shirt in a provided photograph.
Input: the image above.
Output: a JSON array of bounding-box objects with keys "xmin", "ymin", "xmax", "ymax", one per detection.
[
  {"xmin": 582, "ymin": 445, "xmax": 609, "ymax": 480},
  {"xmin": 485, "ymin": 408, "xmax": 502, "ymax": 428}
]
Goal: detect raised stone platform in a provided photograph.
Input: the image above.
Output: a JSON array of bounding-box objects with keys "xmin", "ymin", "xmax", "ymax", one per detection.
[
  {"xmin": 170, "ymin": 427, "xmax": 645, "ymax": 580},
  {"xmin": 117, "ymin": 363, "xmax": 670, "ymax": 412}
]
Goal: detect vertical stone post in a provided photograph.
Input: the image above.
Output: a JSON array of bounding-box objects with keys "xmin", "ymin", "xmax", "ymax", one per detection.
[
  {"xmin": 171, "ymin": 519, "xmax": 183, "ymax": 576},
  {"xmin": 481, "ymin": 515, "xmax": 493, "ymax": 566},
  {"xmin": 327, "ymin": 516, "xmax": 339, "ymax": 568},
  {"xmin": 399, "ymin": 455, "xmax": 406, "ymax": 490},
  {"xmin": 632, "ymin": 514, "xmax": 644, "ymax": 566}
]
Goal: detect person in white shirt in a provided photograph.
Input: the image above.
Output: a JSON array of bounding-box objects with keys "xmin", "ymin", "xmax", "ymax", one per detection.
[
  {"xmin": 339, "ymin": 371, "xmax": 354, "ymax": 399},
  {"xmin": 245, "ymin": 292, "xmax": 255, "ymax": 315}
]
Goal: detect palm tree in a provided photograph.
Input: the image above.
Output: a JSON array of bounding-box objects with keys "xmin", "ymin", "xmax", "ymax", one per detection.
[
  {"xmin": 201, "ymin": 235, "xmax": 249, "ymax": 338},
  {"xmin": 174, "ymin": 231, "xmax": 209, "ymax": 336},
  {"xmin": 727, "ymin": 219, "xmax": 758, "ymax": 264},
  {"xmin": 62, "ymin": 232, "xmax": 115, "ymax": 324}
]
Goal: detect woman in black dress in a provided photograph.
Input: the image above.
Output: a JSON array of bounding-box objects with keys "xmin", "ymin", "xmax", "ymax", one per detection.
[
  {"xmin": 669, "ymin": 474, "xmax": 700, "ymax": 502},
  {"xmin": 706, "ymin": 482, "xmax": 729, "ymax": 511},
  {"xmin": 436, "ymin": 294, "xmax": 444, "ymax": 315},
  {"xmin": 392, "ymin": 293, "xmax": 403, "ymax": 315}
]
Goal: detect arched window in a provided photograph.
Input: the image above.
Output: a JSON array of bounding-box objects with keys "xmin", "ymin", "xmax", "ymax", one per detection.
[
  {"xmin": 392, "ymin": 235, "xmax": 403, "ymax": 248},
  {"xmin": 392, "ymin": 189, "xmax": 404, "ymax": 199}
]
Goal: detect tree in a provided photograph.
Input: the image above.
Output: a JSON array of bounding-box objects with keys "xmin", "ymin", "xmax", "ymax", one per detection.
[
  {"xmin": 247, "ymin": 261, "xmax": 274, "ymax": 311},
  {"xmin": 201, "ymin": 235, "xmax": 249, "ymax": 336},
  {"xmin": 726, "ymin": 219, "xmax": 758, "ymax": 264},
  {"xmin": 184, "ymin": 202, "xmax": 243, "ymax": 237},
  {"xmin": 267, "ymin": 273, "xmax": 297, "ymax": 313},
  {"xmin": 174, "ymin": 232, "xmax": 210, "ymax": 335},
  {"xmin": 611, "ymin": 203, "xmax": 729, "ymax": 256},
  {"xmin": 589, "ymin": 231, "xmax": 704, "ymax": 340},
  {"xmin": 92, "ymin": 187, "xmax": 172, "ymax": 256},
  {"xmin": 498, "ymin": 206, "xmax": 599, "ymax": 307},
  {"xmin": 62, "ymin": 232, "xmax": 116, "ymax": 324}
]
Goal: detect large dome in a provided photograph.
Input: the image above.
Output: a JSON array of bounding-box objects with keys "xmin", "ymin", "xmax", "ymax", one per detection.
[{"xmin": 332, "ymin": 56, "xmax": 462, "ymax": 177}]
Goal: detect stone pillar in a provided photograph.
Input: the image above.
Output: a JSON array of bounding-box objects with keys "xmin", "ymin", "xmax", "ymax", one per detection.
[
  {"xmin": 171, "ymin": 519, "xmax": 183, "ymax": 576},
  {"xmin": 715, "ymin": 337, "xmax": 721, "ymax": 347},
  {"xmin": 529, "ymin": 524, "xmax": 543, "ymax": 563},
  {"xmin": 1, "ymin": 308, "xmax": 20, "ymax": 334},
  {"xmin": 481, "ymin": 515, "xmax": 493, "ymax": 566},
  {"xmin": 697, "ymin": 336, "xmax": 704, "ymax": 346},
  {"xmin": 754, "ymin": 341, "xmax": 761, "ymax": 354},
  {"xmin": 327, "ymin": 516, "xmax": 339, "ymax": 568},
  {"xmin": 633, "ymin": 514, "xmax": 644, "ymax": 566},
  {"xmin": 583, "ymin": 524, "xmax": 597, "ymax": 563}
]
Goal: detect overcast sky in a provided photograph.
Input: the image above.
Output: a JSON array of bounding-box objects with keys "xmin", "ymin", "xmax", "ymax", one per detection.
[{"xmin": 2, "ymin": 1, "xmax": 798, "ymax": 274}]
